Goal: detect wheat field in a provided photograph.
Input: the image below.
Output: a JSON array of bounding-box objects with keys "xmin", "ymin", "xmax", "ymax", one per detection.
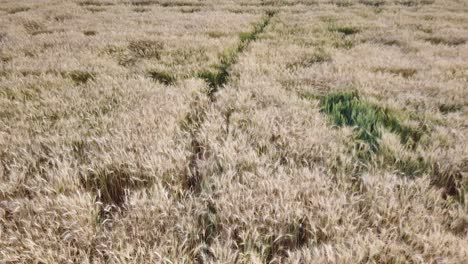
[{"xmin": 0, "ymin": 0, "xmax": 467, "ymax": 263}]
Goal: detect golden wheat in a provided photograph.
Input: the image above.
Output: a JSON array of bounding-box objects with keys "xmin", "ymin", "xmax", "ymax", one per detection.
[{"xmin": 0, "ymin": 0, "xmax": 466, "ymax": 263}]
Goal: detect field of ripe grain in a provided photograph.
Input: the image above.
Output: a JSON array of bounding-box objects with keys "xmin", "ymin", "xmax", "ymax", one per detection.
[{"xmin": 0, "ymin": 0, "xmax": 467, "ymax": 263}]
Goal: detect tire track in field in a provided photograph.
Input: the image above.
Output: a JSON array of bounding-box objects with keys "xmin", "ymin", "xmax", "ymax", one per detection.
[
  {"xmin": 178, "ymin": 11, "xmax": 277, "ymax": 261},
  {"xmin": 184, "ymin": 11, "xmax": 276, "ymax": 193}
]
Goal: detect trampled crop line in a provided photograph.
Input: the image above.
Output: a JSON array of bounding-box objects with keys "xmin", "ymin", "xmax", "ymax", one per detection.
[
  {"xmin": 185, "ymin": 11, "xmax": 276, "ymax": 192},
  {"xmin": 198, "ymin": 10, "xmax": 276, "ymax": 100}
]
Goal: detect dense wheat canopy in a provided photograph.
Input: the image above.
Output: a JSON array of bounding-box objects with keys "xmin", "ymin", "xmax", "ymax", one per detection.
[{"xmin": 0, "ymin": 0, "xmax": 467, "ymax": 263}]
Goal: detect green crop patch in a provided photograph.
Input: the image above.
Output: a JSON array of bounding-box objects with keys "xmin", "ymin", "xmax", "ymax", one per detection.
[
  {"xmin": 320, "ymin": 91, "xmax": 423, "ymax": 152},
  {"xmin": 148, "ymin": 70, "xmax": 177, "ymax": 85},
  {"xmin": 396, "ymin": 0, "xmax": 434, "ymax": 6},
  {"xmin": 130, "ymin": 0, "xmax": 156, "ymax": 6},
  {"xmin": 197, "ymin": 68, "xmax": 228, "ymax": 92},
  {"xmin": 321, "ymin": 91, "xmax": 382, "ymax": 151},
  {"xmin": 328, "ymin": 24, "xmax": 360, "ymax": 36},
  {"xmin": 78, "ymin": 0, "xmax": 115, "ymax": 6},
  {"xmin": 67, "ymin": 70, "xmax": 96, "ymax": 85},
  {"xmin": 359, "ymin": 0, "xmax": 385, "ymax": 7}
]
